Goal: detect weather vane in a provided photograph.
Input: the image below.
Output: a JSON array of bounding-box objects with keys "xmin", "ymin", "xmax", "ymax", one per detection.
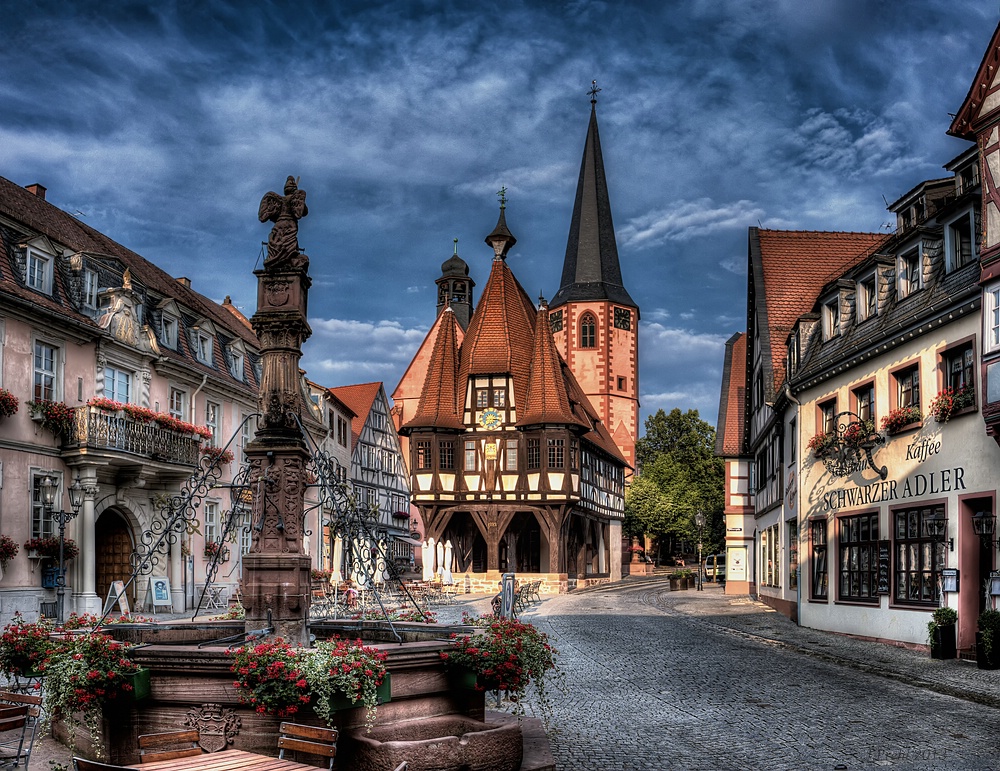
[
  {"xmin": 497, "ymin": 186, "xmax": 507, "ymax": 209},
  {"xmin": 589, "ymin": 80, "xmax": 601, "ymax": 104}
]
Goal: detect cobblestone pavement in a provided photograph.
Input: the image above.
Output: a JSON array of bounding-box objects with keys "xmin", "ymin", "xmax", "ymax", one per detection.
[
  {"xmin": 508, "ymin": 579, "xmax": 1000, "ymax": 771},
  {"xmin": 27, "ymin": 582, "xmax": 1000, "ymax": 770}
]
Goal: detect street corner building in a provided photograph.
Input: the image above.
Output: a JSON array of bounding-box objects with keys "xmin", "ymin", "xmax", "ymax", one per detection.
[
  {"xmin": 717, "ymin": 20, "xmax": 1000, "ymax": 653},
  {"xmin": 391, "ymin": 98, "xmax": 639, "ymax": 594},
  {"xmin": 0, "ymin": 176, "xmax": 268, "ymax": 621}
]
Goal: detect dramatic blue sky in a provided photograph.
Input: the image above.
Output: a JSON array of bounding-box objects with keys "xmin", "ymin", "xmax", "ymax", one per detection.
[{"xmin": 2, "ymin": 1, "xmax": 996, "ymax": 431}]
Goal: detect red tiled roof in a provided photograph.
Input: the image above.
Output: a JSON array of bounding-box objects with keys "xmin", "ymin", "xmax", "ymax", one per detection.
[
  {"xmin": 518, "ymin": 303, "xmax": 583, "ymax": 427},
  {"xmin": 326, "ymin": 382, "xmax": 382, "ymax": 452},
  {"xmin": 458, "ymin": 258, "xmax": 536, "ymax": 411},
  {"xmin": 405, "ymin": 309, "xmax": 464, "ymax": 430},
  {"xmin": 754, "ymin": 229, "xmax": 885, "ymax": 395},
  {"xmin": 716, "ymin": 332, "xmax": 746, "ymax": 457}
]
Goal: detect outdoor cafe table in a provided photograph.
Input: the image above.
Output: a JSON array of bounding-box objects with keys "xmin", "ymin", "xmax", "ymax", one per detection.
[{"xmin": 127, "ymin": 748, "xmax": 318, "ymax": 771}]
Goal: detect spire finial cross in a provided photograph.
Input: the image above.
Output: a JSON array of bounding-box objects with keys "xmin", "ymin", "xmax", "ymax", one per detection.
[
  {"xmin": 589, "ymin": 80, "xmax": 601, "ymax": 104},
  {"xmin": 497, "ymin": 186, "xmax": 507, "ymax": 210}
]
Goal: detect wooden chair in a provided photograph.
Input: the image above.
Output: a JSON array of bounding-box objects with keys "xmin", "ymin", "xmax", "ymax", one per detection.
[
  {"xmin": 277, "ymin": 722, "xmax": 338, "ymax": 770},
  {"xmin": 72, "ymin": 760, "xmax": 130, "ymax": 771},
  {"xmin": 0, "ymin": 690, "xmax": 41, "ymax": 769},
  {"xmin": 137, "ymin": 729, "xmax": 202, "ymax": 763}
]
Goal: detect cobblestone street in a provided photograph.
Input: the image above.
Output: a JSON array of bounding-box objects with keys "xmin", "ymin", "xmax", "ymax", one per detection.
[{"xmin": 513, "ymin": 580, "xmax": 1000, "ymax": 771}]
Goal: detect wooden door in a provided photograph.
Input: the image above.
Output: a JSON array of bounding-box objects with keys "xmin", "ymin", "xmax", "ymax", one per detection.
[{"xmin": 95, "ymin": 511, "xmax": 135, "ymax": 605}]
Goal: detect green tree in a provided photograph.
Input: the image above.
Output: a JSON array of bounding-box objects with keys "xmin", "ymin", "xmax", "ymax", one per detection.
[{"xmin": 627, "ymin": 408, "xmax": 724, "ymax": 561}]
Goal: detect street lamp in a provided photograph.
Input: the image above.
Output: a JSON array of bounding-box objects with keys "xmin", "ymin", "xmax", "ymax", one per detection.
[
  {"xmin": 695, "ymin": 511, "xmax": 706, "ymax": 592},
  {"xmin": 40, "ymin": 474, "xmax": 84, "ymax": 624}
]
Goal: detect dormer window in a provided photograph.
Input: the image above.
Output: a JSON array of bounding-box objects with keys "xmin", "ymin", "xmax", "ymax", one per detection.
[
  {"xmin": 161, "ymin": 314, "xmax": 178, "ymax": 349},
  {"xmin": 83, "ymin": 269, "xmax": 99, "ymax": 309},
  {"xmin": 26, "ymin": 248, "xmax": 53, "ymax": 294},
  {"xmin": 945, "ymin": 211, "xmax": 975, "ymax": 272},
  {"xmin": 194, "ymin": 330, "xmax": 213, "ymax": 364},
  {"xmin": 231, "ymin": 350, "xmax": 245, "ymax": 381},
  {"xmin": 857, "ymin": 274, "xmax": 877, "ymax": 322},
  {"xmin": 822, "ymin": 298, "xmax": 840, "ymax": 340},
  {"xmin": 898, "ymin": 248, "xmax": 921, "ymax": 299}
]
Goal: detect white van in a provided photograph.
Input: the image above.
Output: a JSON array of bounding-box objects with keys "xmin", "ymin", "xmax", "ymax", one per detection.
[{"xmin": 703, "ymin": 553, "xmax": 726, "ymax": 582}]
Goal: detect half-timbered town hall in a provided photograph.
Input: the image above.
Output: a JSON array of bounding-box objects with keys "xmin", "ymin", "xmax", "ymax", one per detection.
[{"xmin": 392, "ymin": 98, "xmax": 636, "ymax": 592}]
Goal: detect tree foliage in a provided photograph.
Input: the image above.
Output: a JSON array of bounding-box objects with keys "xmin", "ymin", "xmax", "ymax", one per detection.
[{"xmin": 626, "ymin": 408, "xmax": 724, "ymax": 558}]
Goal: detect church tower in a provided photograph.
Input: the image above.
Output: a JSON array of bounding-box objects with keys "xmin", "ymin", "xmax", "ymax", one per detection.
[{"xmin": 550, "ymin": 88, "xmax": 639, "ymax": 468}]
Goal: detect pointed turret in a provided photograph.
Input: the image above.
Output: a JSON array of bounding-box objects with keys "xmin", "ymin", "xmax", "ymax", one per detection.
[
  {"xmin": 550, "ymin": 95, "xmax": 636, "ymax": 309},
  {"xmin": 485, "ymin": 188, "xmax": 517, "ymax": 261},
  {"xmin": 436, "ymin": 238, "xmax": 475, "ymax": 328},
  {"xmin": 519, "ymin": 296, "xmax": 583, "ymax": 427},
  {"xmin": 404, "ymin": 307, "xmax": 464, "ymax": 431}
]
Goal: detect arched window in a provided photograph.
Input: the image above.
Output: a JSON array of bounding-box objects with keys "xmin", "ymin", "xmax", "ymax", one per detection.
[{"xmin": 580, "ymin": 314, "xmax": 596, "ymax": 348}]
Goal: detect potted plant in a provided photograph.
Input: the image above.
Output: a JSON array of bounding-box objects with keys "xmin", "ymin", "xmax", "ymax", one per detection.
[
  {"xmin": 26, "ymin": 399, "xmax": 77, "ymax": 436},
  {"xmin": 880, "ymin": 406, "xmax": 922, "ymax": 435},
  {"xmin": 668, "ymin": 572, "xmax": 682, "ymax": 591},
  {"xmin": 40, "ymin": 631, "xmax": 147, "ymax": 757},
  {"xmin": 0, "ymin": 389, "xmax": 17, "ymax": 419},
  {"xmin": 203, "ymin": 446, "xmax": 235, "ymax": 465},
  {"xmin": 0, "ymin": 614, "xmax": 61, "ymax": 678},
  {"xmin": 229, "ymin": 638, "xmax": 309, "ymax": 719},
  {"xmin": 929, "ymin": 384, "xmax": 976, "ymax": 423},
  {"xmin": 927, "ymin": 606, "xmax": 957, "ymax": 659},
  {"xmin": 441, "ymin": 614, "xmax": 557, "ymax": 719},
  {"xmin": 976, "ymin": 609, "xmax": 1000, "ymax": 670},
  {"xmin": 203, "ymin": 540, "xmax": 228, "ymax": 561},
  {"xmin": 0, "ymin": 535, "xmax": 19, "ymax": 571},
  {"xmin": 300, "ymin": 638, "xmax": 389, "ymax": 731}
]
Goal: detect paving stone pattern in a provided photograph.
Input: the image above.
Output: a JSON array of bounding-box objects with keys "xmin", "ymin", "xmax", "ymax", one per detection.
[{"xmin": 507, "ymin": 580, "xmax": 1000, "ymax": 771}]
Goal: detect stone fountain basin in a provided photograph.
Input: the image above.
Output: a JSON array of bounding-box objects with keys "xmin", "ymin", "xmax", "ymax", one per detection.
[{"xmin": 349, "ymin": 715, "xmax": 523, "ymax": 771}]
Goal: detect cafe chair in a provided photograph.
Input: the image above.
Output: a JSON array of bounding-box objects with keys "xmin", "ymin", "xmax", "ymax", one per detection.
[
  {"xmin": 0, "ymin": 690, "xmax": 42, "ymax": 769},
  {"xmin": 137, "ymin": 729, "xmax": 203, "ymax": 763},
  {"xmin": 277, "ymin": 722, "xmax": 338, "ymax": 771}
]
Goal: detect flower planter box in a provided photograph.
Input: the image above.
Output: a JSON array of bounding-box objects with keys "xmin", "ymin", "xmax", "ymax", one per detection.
[
  {"xmin": 324, "ymin": 671, "xmax": 391, "ymax": 712},
  {"xmin": 930, "ymin": 624, "xmax": 956, "ymax": 659}
]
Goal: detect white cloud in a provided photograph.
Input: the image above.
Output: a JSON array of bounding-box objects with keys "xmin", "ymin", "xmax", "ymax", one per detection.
[{"xmin": 619, "ymin": 199, "xmax": 765, "ymax": 249}]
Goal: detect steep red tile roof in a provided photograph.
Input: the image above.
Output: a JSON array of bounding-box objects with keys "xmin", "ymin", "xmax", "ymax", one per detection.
[
  {"xmin": 518, "ymin": 303, "xmax": 583, "ymax": 427},
  {"xmin": 459, "ymin": 257, "xmax": 536, "ymax": 412},
  {"xmin": 392, "ymin": 306, "xmax": 466, "ymax": 421},
  {"xmin": 326, "ymin": 382, "xmax": 382, "ymax": 452},
  {"xmin": 404, "ymin": 308, "xmax": 464, "ymax": 430},
  {"xmin": 753, "ymin": 228, "xmax": 885, "ymax": 396},
  {"xmin": 716, "ymin": 332, "xmax": 746, "ymax": 457}
]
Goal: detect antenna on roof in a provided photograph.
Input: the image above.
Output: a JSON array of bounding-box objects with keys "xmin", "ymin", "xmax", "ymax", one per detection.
[
  {"xmin": 881, "ymin": 194, "xmax": 890, "ymax": 208},
  {"xmin": 757, "ymin": 219, "xmax": 763, "ymax": 229}
]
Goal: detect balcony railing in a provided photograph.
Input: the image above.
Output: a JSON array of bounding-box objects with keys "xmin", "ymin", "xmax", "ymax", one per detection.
[{"xmin": 64, "ymin": 406, "xmax": 201, "ymax": 466}]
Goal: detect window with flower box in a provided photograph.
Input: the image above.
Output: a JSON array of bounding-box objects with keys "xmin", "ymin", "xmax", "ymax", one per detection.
[
  {"xmin": 893, "ymin": 505, "xmax": 946, "ymax": 607},
  {"xmin": 838, "ymin": 512, "xmax": 879, "ymax": 602},
  {"xmin": 30, "ymin": 471, "xmax": 56, "ymax": 540},
  {"xmin": 943, "ymin": 341, "xmax": 975, "ymax": 393},
  {"xmin": 818, "ymin": 398, "xmax": 836, "ymax": 435},
  {"xmin": 894, "ymin": 364, "xmax": 920, "ymax": 411},
  {"xmin": 33, "ymin": 340, "xmax": 60, "ymax": 401},
  {"xmin": 811, "ymin": 519, "xmax": 828, "ymax": 600},
  {"xmin": 852, "ymin": 381, "xmax": 875, "ymax": 424}
]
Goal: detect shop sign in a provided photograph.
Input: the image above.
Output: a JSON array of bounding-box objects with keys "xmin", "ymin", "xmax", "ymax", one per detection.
[
  {"xmin": 823, "ymin": 467, "xmax": 966, "ymax": 512},
  {"xmin": 905, "ymin": 436, "xmax": 942, "ymax": 464}
]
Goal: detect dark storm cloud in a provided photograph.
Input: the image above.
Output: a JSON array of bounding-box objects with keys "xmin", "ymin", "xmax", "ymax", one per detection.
[{"xmin": 0, "ymin": 0, "xmax": 995, "ymax": 425}]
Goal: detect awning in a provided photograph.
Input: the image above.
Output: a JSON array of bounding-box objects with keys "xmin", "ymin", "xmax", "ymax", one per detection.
[{"xmin": 395, "ymin": 536, "xmax": 423, "ymax": 547}]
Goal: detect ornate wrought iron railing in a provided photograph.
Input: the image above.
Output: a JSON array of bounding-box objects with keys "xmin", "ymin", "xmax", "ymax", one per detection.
[{"xmin": 64, "ymin": 406, "xmax": 201, "ymax": 466}]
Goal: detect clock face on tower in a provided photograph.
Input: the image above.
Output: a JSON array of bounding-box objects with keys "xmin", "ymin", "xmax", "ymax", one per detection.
[
  {"xmin": 614, "ymin": 307, "xmax": 631, "ymax": 330},
  {"xmin": 478, "ymin": 407, "xmax": 503, "ymax": 430}
]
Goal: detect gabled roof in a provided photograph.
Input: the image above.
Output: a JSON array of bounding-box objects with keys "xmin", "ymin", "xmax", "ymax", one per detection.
[
  {"xmin": 392, "ymin": 302, "xmax": 466, "ymax": 408},
  {"xmin": 551, "ymin": 102, "xmax": 636, "ymax": 310},
  {"xmin": 949, "ymin": 21, "xmax": 1000, "ymax": 139},
  {"xmin": 716, "ymin": 332, "xmax": 746, "ymax": 457},
  {"xmin": 458, "ymin": 256, "xmax": 536, "ymax": 412},
  {"xmin": 326, "ymin": 381, "xmax": 383, "ymax": 452},
  {"xmin": 404, "ymin": 308, "xmax": 464, "ymax": 431},
  {"xmin": 518, "ymin": 302, "xmax": 583, "ymax": 427},
  {"xmin": 751, "ymin": 228, "xmax": 885, "ymax": 398}
]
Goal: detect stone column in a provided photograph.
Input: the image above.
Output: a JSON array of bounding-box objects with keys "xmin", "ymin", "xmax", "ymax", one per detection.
[
  {"xmin": 170, "ymin": 535, "xmax": 184, "ymax": 613},
  {"xmin": 609, "ymin": 521, "xmax": 623, "ymax": 580},
  {"xmin": 73, "ymin": 467, "xmax": 101, "ymax": 615}
]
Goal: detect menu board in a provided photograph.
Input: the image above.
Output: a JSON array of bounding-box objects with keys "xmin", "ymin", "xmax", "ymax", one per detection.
[{"xmin": 877, "ymin": 540, "xmax": 890, "ymax": 595}]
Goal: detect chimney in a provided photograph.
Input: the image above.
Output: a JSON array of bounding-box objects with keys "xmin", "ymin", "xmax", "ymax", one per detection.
[
  {"xmin": 25, "ymin": 183, "xmax": 46, "ymax": 200},
  {"xmin": 176, "ymin": 277, "xmax": 191, "ymax": 288}
]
